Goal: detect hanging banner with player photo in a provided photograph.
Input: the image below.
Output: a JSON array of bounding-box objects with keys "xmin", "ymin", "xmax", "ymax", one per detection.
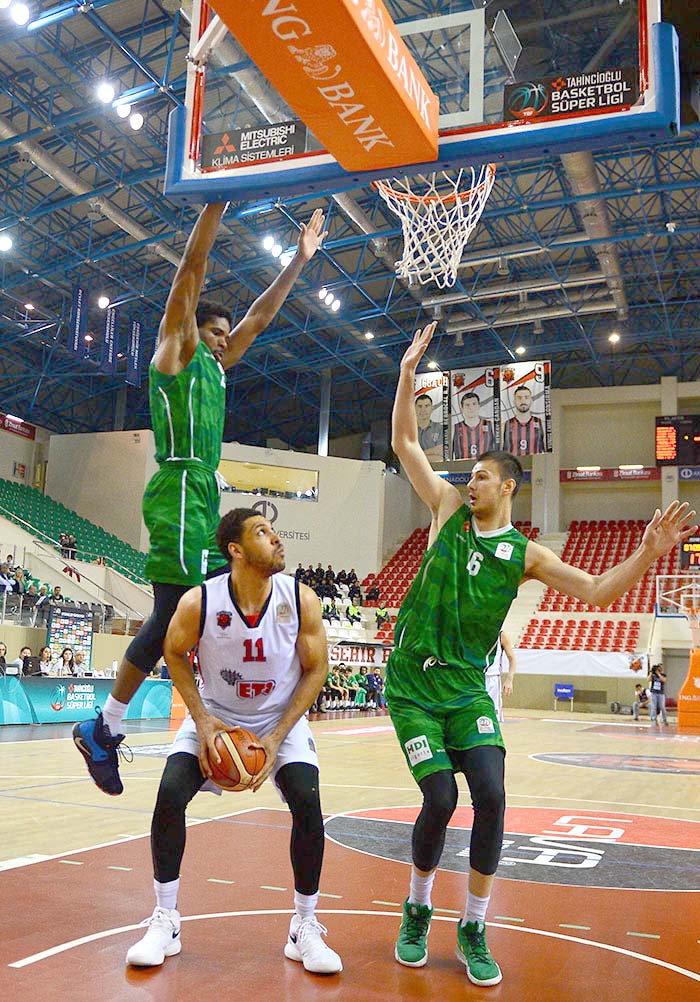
[
  {"xmin": 500, "ymin": 361, "xmax": 552, "ymax": 456},
  {"xmin": 413, "ymin": 371, "xmax": 449, "ymax": 462},
  {"xmin": 449, "ymin": 366, "xmax": 500, "ymax": 461}
]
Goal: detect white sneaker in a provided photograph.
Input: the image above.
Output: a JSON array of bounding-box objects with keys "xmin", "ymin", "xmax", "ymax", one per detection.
[
  {"xmin": 126, "ymin": 907, "xmax": 182, "ymax": 967},
  {"xmin": 284, "ymin": 915, "xmax": 343, "ymax": 974}
]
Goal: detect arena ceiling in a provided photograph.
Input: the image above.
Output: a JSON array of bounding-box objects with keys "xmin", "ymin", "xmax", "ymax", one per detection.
[{"xmin": 0, "ymin": 1, "xmax": 699, "ymax": 451}]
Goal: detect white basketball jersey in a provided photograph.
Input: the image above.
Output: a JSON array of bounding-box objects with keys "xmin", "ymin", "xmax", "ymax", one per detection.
[{"xmin": 197, "ymin": 572, "xmax": 301, "ymax": 722}]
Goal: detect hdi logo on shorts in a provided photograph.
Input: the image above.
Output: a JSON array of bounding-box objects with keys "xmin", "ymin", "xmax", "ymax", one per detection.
[
  {"xmin": 404, "ymin": 734, "xmax": 433, "ymax": 767},
  {"xmin": 477, "ymin": 716, "xmax": 495, "ymax": 734}
]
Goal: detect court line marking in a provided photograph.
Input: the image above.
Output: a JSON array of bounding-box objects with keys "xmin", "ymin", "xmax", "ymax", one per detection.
[
  {"xmin": 8, "ymin": 909, "xmax": 700, "ymax": 982},
  {"xmin": 322, "ymin": 806, "xmax": 700, "ymax": 892}
]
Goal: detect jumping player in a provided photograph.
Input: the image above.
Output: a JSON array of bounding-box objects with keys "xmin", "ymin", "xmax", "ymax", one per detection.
[
  {"xmin": 126, "ymin": 508, "xmax": 342, "ymax": 975},
  {"xmin": 387, "ymin": 322, "xmax": 695, "ymax": 987},
  {"xmin": 74, "ymin": 204, "xmax": 326, "ymax": 794}
]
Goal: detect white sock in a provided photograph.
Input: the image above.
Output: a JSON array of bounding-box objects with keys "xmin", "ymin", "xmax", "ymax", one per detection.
[
  {"xmin": 408, "ymin": 869, "xmax": 435, "ymax": 908},
  {"xmin": 102, "ymin": 694, "xmax": 128, "ymax": 734},
  {"xmin": 462, "ymin": 890, "xmax": 490, "ymax": 926},
  {"xmin": 294, "ymin": 890, "xmax": 319, "ymax": 920},
  {"xmin": 154, "ymin": 877, "xmax": 179, "ymax": 911}
]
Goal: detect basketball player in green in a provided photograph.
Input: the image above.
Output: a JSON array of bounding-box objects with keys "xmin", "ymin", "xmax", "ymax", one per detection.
[
  {"xmin": 388, "ymin": 322, "xmax": 696, "ymax": 987},
  {"xmin": 74, "ymin": 203, "xmax": 326, "ymax": 795}
]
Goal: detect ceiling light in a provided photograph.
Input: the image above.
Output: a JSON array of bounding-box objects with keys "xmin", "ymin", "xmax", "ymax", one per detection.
[
  {"xmin": 97, "ymin": 295, "xmax": 110, "ymax": 309},
  {"xmin": 331, "ymin": 299, "xmax": 340, "ymax": 312},
  {"xmin": 129, "ymin": 112, "xmax": 144, "ymax": 131},
  {"xmin": 5, "ymin": 413, "xmax": 23, "ymax": 422},
  {"xmin": 318, "ymin": 287, "xmax": 327, "ymax": 299},
  {"xmin": 324, "ymin": 292, "xmax": 334, "ymax": 305},
  {"xmin": 115, "ymin": 104, "xmax": 131, "ymax": 119},
  {"xmin": 10, "ymin": 2, "xmax": 29, "ymax": 25},
  {"xmin": 497, "ymin": 255, "xmax": 509, "ymax": 276},
  {"xmin": 364, "ymin": 331, "xmax": 374, "ymax": 340},
  {"xmin": 0, "ymin": 0, "xmax": 12, "ymax": 9},
  {"xmin": 576, "ymin": 466, "xmax": 601, "ymax": 472},
  {"xmin": 608, "ymin": 332, "xmax": 620, "ymax": 344},
  {"xmin": 96, "ymin": 81, "xmax": 115, "ymax": 104},
  {"xmin": 117, "ymin": 352, "xmax": 125, "ymax": 359},
  {"xmin": 84, "ymin": 334, "xmax": 94, "ymax": 343},
  {"xmin": 515, "ymin": 345, "xmax": 526, "ymax": 355},
  {"xmin": 271, "ymin": 243, "xmax": 282, "ymax": 257},
  {"xmin": 427, "ymin": 360, "xmax": 438, "ymax": 370},
  {"xmin": 0, "ymin": 234, "xmax": 13, "ymax": 252},
  {"xmin": 619, "ymin": 464, "xmax": 643, "ymax": 470},
  {"xmin": 533, "ymin": 318, "xmax": 544, "ymax": 335},
  {"xmin": 263, "ymin": 235, "xmax": 275, "ymax": 251},
  {"xmin": 280, "ymin": 250, "xmax": 294, "ymax": 267},
  {"xmin": 24, "ymin": 302, "xmax": 34, "ymax": 311}
]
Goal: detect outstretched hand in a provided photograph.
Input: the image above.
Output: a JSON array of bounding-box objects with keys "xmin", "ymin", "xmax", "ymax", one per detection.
[
  {"xmin": 296, "ymin": 208, "xmax": 327, "ymax": 262},
  {"xmin": 641, "ymin": 501, "xmax": 698, "ymax": 560},
  {"xmin": 400, "ymin": 322, "xmax": 437, "ymax": 372}
]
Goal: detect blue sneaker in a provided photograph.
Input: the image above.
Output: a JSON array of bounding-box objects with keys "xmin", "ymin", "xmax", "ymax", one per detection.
[{"xmin": 73, "ymin": 711, "xmax": 127, "ymax": 795}]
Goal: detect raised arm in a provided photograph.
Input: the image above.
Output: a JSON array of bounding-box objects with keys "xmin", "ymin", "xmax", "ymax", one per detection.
[
  {"xmin": 391, "ymin": 323, "xmax": 461, "ymax": 527},
  {"xmin": 162, "ymin": 586, "xmax": 229, "ymax": 780},
  {"xmin": 221, "ymin": 209, "xmax": 327, "ymax": 369},
  {"xmin": 525, "ymin": 502, "xmax": 697, "ymax": 607},
  {"xmin": 155, "ymin": 203, "xmax": 227, "ymax": 372},
  {"xmin": 249, "ymin": 582, "xmax": 328, "ymax": 791}
]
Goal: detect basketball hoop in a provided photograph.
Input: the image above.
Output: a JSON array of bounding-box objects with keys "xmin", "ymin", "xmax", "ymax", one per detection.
[
  {"xmin": 373, "ymin": 164, "xmax": 496, "ymax": 289},
  {"xmin": 685, "ymin": 607, "xmax": 700, "ymax": 649}
]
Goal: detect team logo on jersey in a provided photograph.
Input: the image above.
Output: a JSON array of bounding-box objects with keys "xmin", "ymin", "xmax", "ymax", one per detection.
[
  {"xmin": 276, "ymin": 602, "xmax": 292, "ymax": 624},
  {"xmin": 495, "ymin": 542, "xmax": 513, "ymax": 561},
  {"xmin": 238, "ymin": 680, "xmax": 276, "ymax": 698},
  {"xmin": 462, "ymin": 521, "xmax": 471, "ymax": 533},
  {"xmin": 217, "ymin": 610, "xmax": 232, "ymax": 629},
  {"xmin": 221, "ymin": 668, "xmax": 243, "ymax": 686},
  {"xmin": 477, "ymin": 716, "xmax": 496, "ymax": 734},
  {"xmin": 404, "ymin": 734, "xmax": 433, "ymax": 767}
]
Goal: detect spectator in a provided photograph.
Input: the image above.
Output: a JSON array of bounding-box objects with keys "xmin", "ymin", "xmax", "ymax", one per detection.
[
  {"xmin": 34, "ymin": 585, "xmax": 50, "ymax": 627},
  {"xmin": 18, "ymin": 646, "xmax": 32, "ymax": 675},
  {"xmin": 59, "ymin": 532, "xmax": 69, "ymax": 558},
  {"xmin": 67, "ymin": 533, "xmax": 77, "ymax": 560},
  {"xmin": 12, "ymin": 568, "xmax": 28, "ymax": 594},
  {"xmin": 632, "ymin": 682, "xmax": 650, "ymax": 720},
  {"xmin": 0, "ymin": 563, "xmax": 14, "ymax": 593},
  {"xmin": 649, "ymin": 663, "xmax": 668, "ymax": 726},
  {"xmin": 38, "ymin": 646, "xmax": 53, "ymax": 674},
  {"xmin": 323, "ymin": 599, "xmax": 341, "ymax": 624},
  {"xmin": 0, "ymin": 641, "xmax": 6, "ymax": 673},
  {"xmin": 375, "ymin": 603, "xmax": 390, "ymax": 630},
  {"xmin": 336, "ymin": 569, "xmax": 347, "ymax": 585},
  {"xmin": 366, "ymin": 583, "xmax": 380, "ymax": 603},
  {"xmin": 51, "ymin": 585, "xmax": 63, "ymax": 603},
  {"xmin": 347, "ymin": 568, "xmax": 358, "ymax": 585},
  {"xmin": 346, "ymin": 601, "xmax": 361, "ymax": 626},
  {"xmin": 295, "ymin": 563, "xmax": 304, "ymax": 580},
  {"xmin": 74, "ymin": 650, "xmax": 88, "ymax": 674},
  {"xmin": 52, "ymin": 646, "xmax": 76, "ymax": 676},
  {"xmin": 5, "ymin": 553, "xmax": 15, "ymax": 571}
]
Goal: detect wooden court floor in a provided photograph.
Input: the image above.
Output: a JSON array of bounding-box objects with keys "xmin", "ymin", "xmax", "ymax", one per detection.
[{"xmin": 1, "ymin": 708, "xmax": 699, "ymax": 1001}]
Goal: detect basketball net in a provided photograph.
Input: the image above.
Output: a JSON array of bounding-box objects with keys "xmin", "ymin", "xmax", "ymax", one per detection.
[
  {"xmin": 685, "ymin": 608, "xmax": 700, "ymax": 649},
  {"xmin": 373, "ymin": 164, "xmax": 496, "ymax": 289}
]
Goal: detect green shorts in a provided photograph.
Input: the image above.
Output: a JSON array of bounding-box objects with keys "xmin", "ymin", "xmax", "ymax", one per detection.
[
  {"xmin": 142, "ymin": 465, "xmax": 228, "ymax": 586},
  {"xmin": 386, "ymin": 650, "xmax": 504, "ymax": 784}
]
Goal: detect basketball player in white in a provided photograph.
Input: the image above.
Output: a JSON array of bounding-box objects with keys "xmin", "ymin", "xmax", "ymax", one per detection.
[
  {"xmin": 126, "ymin": 508, "xmax": 342, "ymax": 975},
  {"xmin": 485, "ymin": 630, "xmax": 516, "ymax": 722}
]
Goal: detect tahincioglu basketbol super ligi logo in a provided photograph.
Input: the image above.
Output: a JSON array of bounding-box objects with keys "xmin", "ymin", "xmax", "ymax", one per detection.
[{"xmin": 50, "ymin": 683, "xmax": 67, "ymax": 711}]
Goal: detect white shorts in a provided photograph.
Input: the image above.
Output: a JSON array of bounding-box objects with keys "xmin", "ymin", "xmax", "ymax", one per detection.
[
  {"xmin": 169, "ymin": 711, "xmax": 319, "ymax": 797},
  {"xmin": 485, "ymin": 672, "xmax": 503, "ymax": 722}
]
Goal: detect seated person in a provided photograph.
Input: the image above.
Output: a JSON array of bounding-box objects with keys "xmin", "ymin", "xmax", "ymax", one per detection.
[
  {"xmin": 633, "ymin": 682, "xmax": 650, "ymax": 720},
  {"xmin": 322, "ymin": 599, "xmax": 341, "ymax": 623},
  {"xmin": 0, "ymin": 640, "xmax": 6, "ymax": 674},
  {"xmin": 366, "ymin": 584, "xmax": 380, "ymax": 603},
  {"xmin": 346, "ymin": 601, "xmax": 361, "ymax": 625},
  {"xmin": 348, "ymin": 583, "xmax": 362, "ymax": 604},
  {"xmin": 38, "ymin": 646, "xmax": 53, "ymax": 674},
  {"xmin": 375, "ymin": 603, "xmax": 390, "ymax": 629},
  {"xmin": 73, "ymin": 650, "xmax": 89, "ymax": 674},
  {"xmin": 369, "ymin": 670, "xmax": 386, "ymax": 709}
]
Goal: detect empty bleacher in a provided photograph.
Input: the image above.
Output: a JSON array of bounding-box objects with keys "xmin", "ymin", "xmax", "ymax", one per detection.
[{"xmin": 0, "ymin": 478, "xmax": 147, "ymax": 583}]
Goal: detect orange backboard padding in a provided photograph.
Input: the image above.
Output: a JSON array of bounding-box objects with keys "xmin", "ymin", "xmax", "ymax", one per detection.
[
  {"xmin": 677, "ymin": 647, "xmax": 700, "ymax": 730},
  {"xmin": 208, "ymin": 0, "xmax": 439, "ymax": 171}
]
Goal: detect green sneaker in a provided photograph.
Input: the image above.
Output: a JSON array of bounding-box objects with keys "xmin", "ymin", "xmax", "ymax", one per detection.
[
  {"xmin": 456, "ymin": 920, "xmax": 502, "ymax": 986},
  {"xmin": 395, "ymin": 899, "xmax": 433, "ymax": 967}
]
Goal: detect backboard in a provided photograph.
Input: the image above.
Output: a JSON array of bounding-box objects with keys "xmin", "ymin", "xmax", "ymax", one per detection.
[
  {"xmin": 165, "ymin": 0, "xmax": 679, "ymax": 204},
  {"xmin": 656, "ymin": 573, "xmax": 700, "ymax": 617}
]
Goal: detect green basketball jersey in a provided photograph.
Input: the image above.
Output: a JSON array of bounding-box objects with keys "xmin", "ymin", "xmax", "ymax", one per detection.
[
  {"xmin": 149, "ymin": 340, "xmax": 226, "ymax": 471},
  {"xmin": 393, "ymin": 504, "xmax": 527, "ymax": 678}
]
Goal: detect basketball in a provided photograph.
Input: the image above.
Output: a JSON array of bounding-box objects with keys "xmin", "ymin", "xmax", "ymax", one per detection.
[{"xmin": 210, "ymin": 728, "xmax": 266, "ymax": 792}]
